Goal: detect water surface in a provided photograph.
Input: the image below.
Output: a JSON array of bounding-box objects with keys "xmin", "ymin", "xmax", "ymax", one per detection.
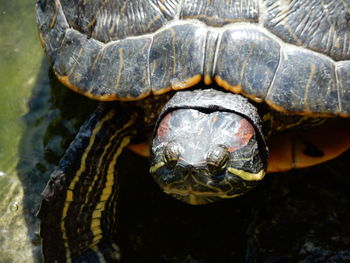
[{"xmin": 0, "ymin": 1, "xmax": 46, "ymax": 261}]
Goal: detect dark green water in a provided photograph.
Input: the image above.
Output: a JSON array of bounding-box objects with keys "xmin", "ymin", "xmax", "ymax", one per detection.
[
  {"xmin": 0, "ymin": 1, "xmax": 350, "ymax": 263},
  {"xmin": 0, "ymin": 1, "xmax": 95, "ymax": 261},
  {"xmin": 0, "ymin": 1, "xmax": 45, "ymax": 261}
]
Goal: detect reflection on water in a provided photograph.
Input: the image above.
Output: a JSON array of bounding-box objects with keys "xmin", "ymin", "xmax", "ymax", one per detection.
[{"xmin": 0, "ymin": 1, "xmax": 349, "ymax": 263}]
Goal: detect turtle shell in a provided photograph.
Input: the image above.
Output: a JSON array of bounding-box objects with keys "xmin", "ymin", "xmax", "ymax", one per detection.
[{"xmin": 37, "ymin": 0, "xmax": 350, "ymax": 116}]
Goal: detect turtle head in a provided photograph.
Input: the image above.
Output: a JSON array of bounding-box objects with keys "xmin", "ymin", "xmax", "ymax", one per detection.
[{"xmin": 150, "ymin": 89, "xmax": 268, "ymax": 205}]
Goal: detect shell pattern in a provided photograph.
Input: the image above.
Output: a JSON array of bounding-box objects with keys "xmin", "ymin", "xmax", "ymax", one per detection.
[{"xmin": 37, "ymin": 0, "xmax": 350, "ymax": 115}]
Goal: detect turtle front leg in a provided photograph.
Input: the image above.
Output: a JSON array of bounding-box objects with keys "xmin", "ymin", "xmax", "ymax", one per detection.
[{"xmin": 38, "ymin": 103, "xmax": 138, "ymax": 263}]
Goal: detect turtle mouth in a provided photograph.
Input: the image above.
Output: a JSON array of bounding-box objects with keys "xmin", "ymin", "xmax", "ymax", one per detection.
[
  {"xmin": 151, "ymin": 156, "xmax": 264, "ymax": 205},
  {"xmin": 162, "ymin": 185, "xmax": 243, "ymax": 205}
]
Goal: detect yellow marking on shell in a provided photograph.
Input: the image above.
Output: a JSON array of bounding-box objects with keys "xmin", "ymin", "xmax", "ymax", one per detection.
[
  {"xmin": 334, "ymin": 34, "xmax": 340, "ymax": 49},
  {"xmin": 276, "ymin": 11, "xmax": 303, "ymax": 46},
  {"xmin": 240, "ymin": 43, "xmax": 256, "ymax": 80},
  {"xmin": 86, "ymin": 0, "xmax": 109, "ymax": 29},
  {"xmin": 50, "ymin": 14, "xmax": 57, "ymax": 28},
  {"xmin": 73, "ymin": 72, "xmax": 82, "ymax": 83},
  {"xmin": 39, "ymin": 32, "xmax": 45, "ymax": 48},
  {"xmin": 146, "ymin": 14, "xmax": 162, "ymax": 30},
  {"xmin": 87, "ymin": 18, "xmax": 97, "ymax": 29},
  {"xmin": 170, "ymin": 28, "xmax": 177, "ymax": 76},
  {"xmin": 71, "ymin": 48, "xmax": 84, "ymax": 69},
  {"xmin": 108, "ymin": 24, "xmax": 115, "ymax": 34},
  {"xmin": 54, "ymin": 44, "xmax": 151, "ymax": 101},
  {"xmin": 228, "ymin": 167, "xmax": 265, "ymax": 181},
  {"xmin": 60, "ymin": 111, "xmax": 115, "ymax": 256},
  {"xmin": 150, "ymin": 161, "xmax": 165, "ymax": 174},
  {"xmin": 91, "ymin": 50, "xmax": 104, "ymax": 75},
  {"xmin": 303, "ymin": 63, "xmax": 316, "ymax": 112},
  {"xmin": 204, "ymin": 74, "xmax": 213, "ymax": 85},
  {"xmin": 56, "ymin": 48, "xmax": 85, "ymax": 92},
  {"xmin": 50, "ymin": 0, "xmax": 60, "ymax": 29},
  {"xmin": 114, "ymin": 48, "xmax": 124, "ymax": 91},
  {"xmin": 181, "ymin": 14, "xmax": 254, "ymax": 25}
]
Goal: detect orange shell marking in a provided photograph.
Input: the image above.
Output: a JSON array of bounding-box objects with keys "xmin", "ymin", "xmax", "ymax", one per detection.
[
  {"xmin": 152, "ymin": 74, "xmax": 202, "ymax": 95},
  {"xmin": 215, "ymin": 76, "xmax": 242, "ymax": 94},
  {"xmin": 56, "ymin": 74, "xmax": 150, "ymax": 102}
]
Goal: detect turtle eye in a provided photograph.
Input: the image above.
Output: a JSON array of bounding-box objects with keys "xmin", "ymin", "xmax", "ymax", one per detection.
[
  {"xmin": 164, "ymin": 142, "xmax": 183, "ymax": 168},
  {"xmin": 207, "ymin": 145, "xmax": 229, "ymax": 169}
]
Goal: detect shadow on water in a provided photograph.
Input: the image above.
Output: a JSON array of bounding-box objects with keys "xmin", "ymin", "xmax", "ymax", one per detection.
[
  {"xmin": 16, "ymin": 61, "xmax": 350, "ymax": 263},
  {"xmin": 16, "ymin": 58, "xmax": 97, "ymax": 262}
]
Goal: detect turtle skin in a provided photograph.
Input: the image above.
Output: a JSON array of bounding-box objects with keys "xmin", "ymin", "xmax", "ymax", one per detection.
[{"xmin": 36, "ymin": 0, "xmax": 350, "ymax": 262}]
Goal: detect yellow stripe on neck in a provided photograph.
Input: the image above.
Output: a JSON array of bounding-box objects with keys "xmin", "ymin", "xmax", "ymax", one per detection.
[
  {"xmin": 89, "ymin": 136, "xmax": 131, "ymax": 247},
  {"xmin": 60, "ymin": 110, "xmax": 136, "ymax": 258},
  {"xmin": 149, "ymin": 161, "xmax": 165, "ymax": 174},
  {"xmin": 60, "ymin": 111, "xmax": 115, "ymax": 258},
  {"xmin": 228, "ymin": 167, "xmax": 265, "ymax": 181}
]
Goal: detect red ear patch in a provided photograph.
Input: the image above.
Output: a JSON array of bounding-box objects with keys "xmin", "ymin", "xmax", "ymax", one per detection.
[
  {"xmin": 228, "ymin": 119, "xmax": 255, "ymax": 152},
  {"xmin": 157, "ymin": 113, "xmax": 171, "ymax": 142}
]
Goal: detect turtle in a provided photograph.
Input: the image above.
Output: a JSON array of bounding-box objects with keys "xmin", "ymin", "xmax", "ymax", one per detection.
[{"xmin": 36, "ymin": 0, "xmax": 350, "ymax": 262}]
